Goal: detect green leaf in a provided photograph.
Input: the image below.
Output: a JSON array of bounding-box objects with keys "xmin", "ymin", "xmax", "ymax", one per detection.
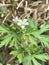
[
  {"xmin": 2, "ymin": 34, "xmax": 11, "ymax": 39},
  {"xmin": 0, "ymin": 35, "xmax": 12, "ymax": 47},
  {"xmin": 32, "ymin": 58, "xmax": 41, "ymax": 65},
  {"xmin": 34, "ymin": 54, "xmax": 49, "ymax": 62},
  {"xmin": 29, "ymin": 36, "xmax": 37, "ymax": 46},
  {"xmin": 17, "ymin": 53, "xmax": 24, "ymax": 63},
  {"xmin": 28, "ymin": 18, "xmax": 38, "ymax": 30},
  {"xmin": 23, "ymin": 55, "xmax": 31, "ymax": 65},
  {"xmin": 39, "ymin": 35, "xmax": 49, "ymax": 48},
  {"xmin": 39, "ymin": 24, "xmax": 49, "ymax": 34},
  {"xmin": 23, "ymin": 59, "xmax": 31, "ymax": 65},
  {"xmin": 34, "ymin": 19, "xmax": 38, "ymax": 29},
  {"xmin": 9, "ymin": 38, "xmax": 15, "ymax": 47},
  {"xmin": 10, "ymin": 50, "xmax": 18, "ymax": 55},
  {"xmin": 10, "ymin": 50, "xmax": 24, "ymax": 63},
  {"xmin": 0, "ymin": 63, "xmax": 3, "ymax": 65},
  {"xmin": 0, "ymin": 6, "xmax": 6, "ymax": 12},
  {"xmin": 0, "ymin": 25, "xmax": 9, "ymax": 33},
  {"xmin": 28, "ymin": 18, "xmax": 35, "ymax": 29},
  {"xmin": 14, "ymin": 36, "xmax": 19, "ymax": 49}
]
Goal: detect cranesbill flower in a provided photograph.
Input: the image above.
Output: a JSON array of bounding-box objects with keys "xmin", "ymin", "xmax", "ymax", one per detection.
[{"xmin": 13, "ymin": 16, "xmax": 29, "ymax": 29}]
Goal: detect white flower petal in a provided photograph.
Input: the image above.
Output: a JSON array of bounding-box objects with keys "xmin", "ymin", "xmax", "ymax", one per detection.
[
  {"xmin": 25, "ymin": 22, "xmax": 29, "ymax": 25},
  {"xmin": 15, "ymin": 16, "xmax": 18, "ymax": 21},
  {"xmin": 40, "ymin": 24, "xmax": 45, "ymax": 28},
  {"xmin": 13, "ymin": 19, "xmax": 17, "ymax": 22},
  {"xmin": 23, "ymin": 19, "xmax": 27, "ymax": 22},
  {"xmin": 18, "ymin": 19, "xmax": 22, "ymax": 23},
  {"xmin": 13, "ymin": 19, "xmax": 15, "ymax": 21},
  {"xmin": 13, "ymin": 17, "xmax": 29, "ymax": 28},
  {"xmin": 21, "ymin": 25, "xmax": 25, "ymax": 29},
  {"xmin": 17, "ymin": 22, "xmax": 21, "ymax": 26}
]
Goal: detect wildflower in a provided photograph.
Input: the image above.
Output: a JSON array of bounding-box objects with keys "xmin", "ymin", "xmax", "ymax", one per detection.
[
  {"xmin": 13, "ymin": 16, "xmax": 29, "ymax": 29},
  {"xmin": 23, "ymin": 19, "xmax": 29, "ymax": 25},
  {"xmin": 21, "ymin": 25, "xmax": 25, "ymax": 29},
  {"xmin": 13, "ymin": 16, "xmax": 18, "ymax": 22}
]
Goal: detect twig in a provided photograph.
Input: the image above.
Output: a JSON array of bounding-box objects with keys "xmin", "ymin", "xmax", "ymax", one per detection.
[
  {"xmin": 2, "ymin": 12, "xmax": 11, "ymax": 23},
  {"xmin": 6, "ymin": 55, "xmax": 16, "ymax": 64},
  {"xmin": 25, "ymin": 1, "xmax": 28, "ymax": 15},
  {"xmin": 2, "ymin": 0, "xmax": 5, "ymax": 4},
  {"xmin": 33, "ymin": 9, "xmax": 38, "ymax": 20},
  {"xmin": 0, "ymin": 4, "xmax": 12, "ymax": 6},
  {"xmin": 46, "ymin": 0, "xmax": 49, "ymax": 4},
  {"xmin": 17, "ymin": 0, "xmax": 24, "ymax": 9},
  {"xmin": 44, "ymin": 16, "xmax": 49, "ymax": 20}
]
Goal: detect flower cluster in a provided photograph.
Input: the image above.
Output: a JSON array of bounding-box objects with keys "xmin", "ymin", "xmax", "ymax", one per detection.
[{"xmin": 13, "ymin": 16, "xmax": 29, "ymax": 29}]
